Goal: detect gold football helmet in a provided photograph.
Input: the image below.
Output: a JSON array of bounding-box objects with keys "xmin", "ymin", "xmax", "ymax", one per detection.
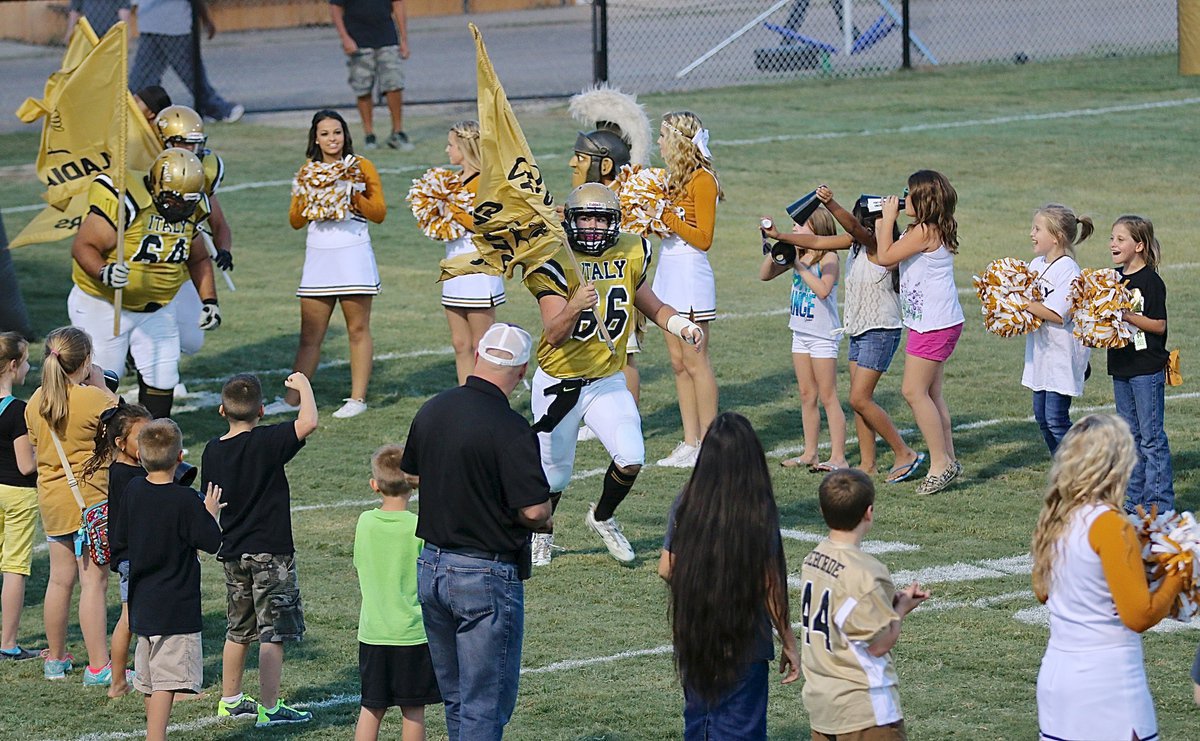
[
  {"xmin": 148, "ymin": 148, "xmax": 205, "ymax": 223},
  {"xmin": 564, "ymin": 182, "xmax": 621, "ymax": 256},
  {"xmin": 154, "ymin": 105, "xmax": 206, "ymax": 152}
]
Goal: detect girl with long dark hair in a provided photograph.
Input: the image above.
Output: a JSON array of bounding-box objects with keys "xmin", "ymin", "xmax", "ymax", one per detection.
[{"xmin": 658, "ymin": 412, "xmax": 799, "ymax": 739}]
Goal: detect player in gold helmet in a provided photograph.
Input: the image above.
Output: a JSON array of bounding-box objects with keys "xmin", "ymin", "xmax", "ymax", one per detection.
[{"xmin": 69, "ymin": 148, "xmax": 220, "ymax": 418}]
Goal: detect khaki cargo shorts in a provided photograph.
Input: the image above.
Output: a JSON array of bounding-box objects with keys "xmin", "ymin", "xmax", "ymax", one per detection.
[{"xmin": 347, "ymin": 45, "xmax": 405, "ymax": 96}]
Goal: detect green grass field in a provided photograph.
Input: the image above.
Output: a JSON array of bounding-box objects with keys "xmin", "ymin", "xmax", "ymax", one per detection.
[{"xmin": 2, "ymin": 53, "xmax": 1200, "ymax": 739}]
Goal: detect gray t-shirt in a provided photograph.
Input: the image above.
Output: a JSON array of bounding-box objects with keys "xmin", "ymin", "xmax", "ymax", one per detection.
[{"xmin": 134, "ymin": 0, "xmax": 191, "ymax": 36}]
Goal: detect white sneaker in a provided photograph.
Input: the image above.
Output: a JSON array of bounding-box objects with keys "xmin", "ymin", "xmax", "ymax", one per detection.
[
  {"xmin": 332, "ymin": 398, "xmax": 367, "ymax": 419},
  {"xmin": 531, "ymin": 532, "xmax": 554, "ymax": 566},
  {"xmin": 262, "ymin": 397, "xmax": 300, "ymax": 416},
  {"xmin": 585, "ymin": 503, "xmax": 635, "ymax": 563},
  {"xmin": 577, "ymin": 424, "xmax": 598, "ymax": 442},
  {"xmin": 225, "ymin": 103, "xmax": 245, "ymax": 123},
  {"xmin": 656, "ymin": 441, "xmax": 698, "ymax": 468}
]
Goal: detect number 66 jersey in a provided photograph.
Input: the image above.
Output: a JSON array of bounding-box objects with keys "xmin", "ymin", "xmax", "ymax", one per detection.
[
  {"xmin": 72, "ymin": 170, "xmax": 210, "ymax": 312},
  {"xmin": 523, "ymin": 233, "xmax": 651, "ymax": 380},
  {"xmin": 798, "ymin": 540, "xmax": 904, "ymax": 735}
]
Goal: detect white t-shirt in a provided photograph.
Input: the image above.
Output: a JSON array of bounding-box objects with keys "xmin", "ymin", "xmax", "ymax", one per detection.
[
  {"xmin": 1022, "ymin": 255, "xmax": 1091, "ymax": 396},
  {"xmin": 133, "ymin": 0, "xmax": 191, "ymax": 36},
  {"xmin": 789, "ymin": 258, "xmax": 841, "ymax": 340}
]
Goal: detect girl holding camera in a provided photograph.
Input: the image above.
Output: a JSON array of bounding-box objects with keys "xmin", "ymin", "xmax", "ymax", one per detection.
[
  {"xmin": 875, "ymin": 170, "xmax": 964, "ymax": 495},
  {"xmin": 759, "ymin": 207, "xmax": 847, "ymax": 471}
]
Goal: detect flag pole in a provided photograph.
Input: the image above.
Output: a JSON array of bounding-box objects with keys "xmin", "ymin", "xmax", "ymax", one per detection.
[{"xmin": 111, "ymin": 22, "xmax": 129, "ymax": 336}]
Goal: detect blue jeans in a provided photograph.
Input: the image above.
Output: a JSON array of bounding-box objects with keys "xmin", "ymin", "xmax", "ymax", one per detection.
[
  {"xmin": 129, "ymin": 34, "xmax": 234, "ymax": 120},
  {"xmin": 417, "ymin": 546, "xmax": 524, "ymax": 741},
  {"xmin": 1032, "ymin": 390, "xmax": 1073, "ymax": 454},
  {"xmin": 1113, "ymin": 371, "xmax": 1174, "ymax": 514},
  {"xmin": 683, "ymin": 660, "xmax": 768, "ymax": 740}
]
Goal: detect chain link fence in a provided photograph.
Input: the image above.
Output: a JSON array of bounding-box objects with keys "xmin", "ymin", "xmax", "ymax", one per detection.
[{"xmin": 601, "ymin": 0, "xmax": 1179, "ymax": 93}]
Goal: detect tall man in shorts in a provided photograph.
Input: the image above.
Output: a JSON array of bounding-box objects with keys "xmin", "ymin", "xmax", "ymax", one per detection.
[
  {"xmin": 330, "ymin": 0, "xmax": 412, "ymax": 150},
  {"xmin": 526, "ymin": 183, "xmax": 704, "ymax": 566}
]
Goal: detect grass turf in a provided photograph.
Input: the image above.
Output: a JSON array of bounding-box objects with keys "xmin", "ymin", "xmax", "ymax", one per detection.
[{"xmin": 1, "ymin": 53, "xmax": 1199, "ymax": 739}]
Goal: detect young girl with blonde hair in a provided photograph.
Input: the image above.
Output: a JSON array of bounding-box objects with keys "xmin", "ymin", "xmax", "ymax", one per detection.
[
  {"xmin": 1032, "ymin": 414, "xmax": 1184, "ymax": 740},
  {"xmin": 24, "ymin": 326, "xmax": 118, "ymax": 683},
  {"xmin": 439, "ymin": 120, "xmax": 505, "ymax": 384},
  {"xmin": 269, "ymin": 109, "xmax": 386, "ymax": 419},
  {"xmin": 654, "ymin": 111, "xmax": 721, "ymax": 468},
  {"xmin": 1022, "ymin": 203, "xmax": 1093, "ymax": 453},
  {"xmin": 0, "ymin": 332, "xmax": 37, "ymax": 662},
  {"xmin": 759, "ymin": 207, "xmax": 848, "ymax": 471},
  {"xmin": 876, "ymin": 170, "xmax": 964, "ymax": 494}
]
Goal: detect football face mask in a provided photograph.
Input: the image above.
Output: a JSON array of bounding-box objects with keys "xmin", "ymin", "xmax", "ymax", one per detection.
[
  {"xmin": 149, "ymin": 148, "xmax": 206, "ymax": 223},
  {"xmin": 564, "ymin": 182, "xmax": 622, "ymax": 256}
]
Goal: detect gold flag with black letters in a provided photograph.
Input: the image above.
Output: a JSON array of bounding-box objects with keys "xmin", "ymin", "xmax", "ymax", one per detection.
[{"xmin": 439, "ymin": 23, "xmax": 565, "ymax": 281}]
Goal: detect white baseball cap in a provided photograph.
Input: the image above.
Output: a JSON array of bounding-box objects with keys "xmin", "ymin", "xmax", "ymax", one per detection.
[{"xmin": 478, "ymin": 323, "xmax": 532, "ymax": 367}]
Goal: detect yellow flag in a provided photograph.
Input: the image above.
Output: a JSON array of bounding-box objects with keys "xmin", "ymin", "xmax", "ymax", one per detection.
[
  {"xmin": 8, "ymin": 193, "xmax": 91, "ymax": 250},
  {"xmin": 12, "ymin": 20, "xmax": 160, "ymax": 247},
  {"xmin": 439, "ymin": 24, "xmax": 565, "ymax": 281}
]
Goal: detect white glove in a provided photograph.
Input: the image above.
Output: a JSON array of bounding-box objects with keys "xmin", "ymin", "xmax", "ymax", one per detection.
[
  {"xmin": 99, "ymin": 262, "xmax": 130, "ymax": 288},
  {"xmin": 199, "ymin": 300, "xmax": 222, "ymax": 331},
  {"xmin": 666, "ymin": 314, "xmax": 702, "ymax": 345}
]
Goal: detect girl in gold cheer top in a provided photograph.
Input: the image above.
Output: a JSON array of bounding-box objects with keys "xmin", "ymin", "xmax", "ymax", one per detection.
[
  {"xmin": 654, "ymin": 111, "xmax": 721, "ymax": 468},
  {"xmin": 268, "ymin": 110, "xmax": 386, "ymax": 419}
]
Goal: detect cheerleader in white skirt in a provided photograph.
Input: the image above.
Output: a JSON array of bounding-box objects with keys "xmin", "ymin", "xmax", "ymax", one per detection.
[
  {"xmin": 653, "ymin": 111, "xmax": 721, "ymax": 468},
  {"xmin": 1031, "ymin": 414, "xmax": 1185, "ymax": 741},
  {"xmin": 269, "ymin": 110, "xmax": 386, "ymax": 419},
  {"xmin": 415, "ymin": 121, "xmax": 505, "ymax": 384}
]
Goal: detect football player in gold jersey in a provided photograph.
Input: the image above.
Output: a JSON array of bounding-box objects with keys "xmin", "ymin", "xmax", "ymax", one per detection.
[
  {"xmin": 524, "ymin": 183, "xmax": 703, "ymax": 565},
  {"xmin": 69, "ymin": 148, "xmax": 219, "ymax": 418},
  {"xmin": 155, "ymin": 105, "xmax": 232, "ymax": 362}
]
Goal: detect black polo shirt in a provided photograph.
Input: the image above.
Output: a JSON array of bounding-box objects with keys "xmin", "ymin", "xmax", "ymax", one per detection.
[{"xmin": 402, "ymin": 376, "xmax": 550, "ymax": 555}]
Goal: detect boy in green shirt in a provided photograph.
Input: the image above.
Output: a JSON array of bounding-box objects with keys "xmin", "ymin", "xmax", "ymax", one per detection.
[{"xmin": 353, "ymin": 444, "xmax": 441, "ymax": 740}]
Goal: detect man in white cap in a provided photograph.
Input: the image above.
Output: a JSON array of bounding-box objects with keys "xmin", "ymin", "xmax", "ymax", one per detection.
[{"xmin": 401, "ymin": 322, "xmax": 552, "ymax": 740}]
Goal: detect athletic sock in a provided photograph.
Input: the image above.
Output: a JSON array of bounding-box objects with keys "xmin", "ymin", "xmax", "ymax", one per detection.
[
  {"xmin": 138, "ymin": 377, "xmax": 174, "ymax": 419},
  {"xmin": 221, "ymin": 693, "xmax": 243, "ymax": 705},
  {"xmin": 594, "ymin": 461, "xmax": 637, "ymax": 522}
]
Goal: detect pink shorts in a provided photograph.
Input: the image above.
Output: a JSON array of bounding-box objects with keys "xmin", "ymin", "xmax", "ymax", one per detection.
[{"xmin": 905, "ymin": 322, "xmax": 963, "ymax": 362}]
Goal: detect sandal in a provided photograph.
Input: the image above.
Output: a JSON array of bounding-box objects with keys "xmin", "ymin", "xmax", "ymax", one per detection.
[
  {"xmin": 886, "ymin": 452, "xmax": 926, "ymax": 483},
  {"xmin": 812, "ymin": 461, "xmax": 844, "ymax": 473},
  {"xmin": 915, "ymin": 463, "xmax": 961, "ymax": 495},
  {"xmin": 781, "ymin": 456, "xmax": 818, "ymax": 469}
]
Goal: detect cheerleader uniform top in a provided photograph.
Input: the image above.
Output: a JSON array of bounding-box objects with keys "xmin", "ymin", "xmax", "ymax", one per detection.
[
  {"xmin": 789, "ymin": 258, "xmax": 841, "ymax": 340},
  {"xmin": 444, "ymin": 173, "xmax": 479, "ymax": 260},
  {"xmin": 898, "ymin": 244, "xmax": 963, "ymax": 332},
  {"xmin": 288, "ymin": 157, "xmax": 386, "ymax": 249},
  {"xmin": 843, "ymin": 246, "xmax": 902, "ymax": 337},
  {"xmin": 659, "ymin": 168, "xmax": 717, "ymax": 256},
  {"xmin": 1045, "ymin": 503, "xmax": 1183, "ymax": 652}
]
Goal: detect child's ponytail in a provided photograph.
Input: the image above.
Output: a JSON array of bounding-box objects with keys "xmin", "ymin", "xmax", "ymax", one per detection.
[
  {"xmin": 38, "ymin": 326, "xmax": 93, "ymax": 437},
  {"xmin": 1035, "ymin": 204, "xmax": 1093, "ymax": 258},
  {"xmin": 82, "ymin": 402, "xmax": 152, "ymax": 479}
]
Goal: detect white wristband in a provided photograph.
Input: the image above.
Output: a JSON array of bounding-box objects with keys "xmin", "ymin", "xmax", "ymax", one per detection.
[{"xmin": 666, "ymin": 314, "xmax": 701, "ymax": 345}]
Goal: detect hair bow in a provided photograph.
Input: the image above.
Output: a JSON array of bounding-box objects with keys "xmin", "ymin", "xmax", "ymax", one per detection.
[{"xmin": 691, "ymin": 128, "xmax": 712, "ymax": 160}]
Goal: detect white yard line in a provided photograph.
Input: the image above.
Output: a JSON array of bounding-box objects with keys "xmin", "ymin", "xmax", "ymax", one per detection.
[
  {"xmin": 780, "ymin": 528, "xmax": 919, "ymax": 555},
  {"xmin": 12, "ymin": 98, "xmax": 1200, "ymax": 216}
]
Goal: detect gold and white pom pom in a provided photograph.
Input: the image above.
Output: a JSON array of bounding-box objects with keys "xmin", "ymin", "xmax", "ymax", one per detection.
[
  {"xmin": 406, "ymin": 167, "xmax": 473, "ymax": 242},
  {"xmin": 971, "ymin": 257, "xmax": 1044, "ymax": 337},
  {"xmin": 1068, "ymin": 268, "xmax": 1135, "ymax": 349},
  {"xmin": 614, "ymin": 165, "xmax": 680, "ymax": 238}
]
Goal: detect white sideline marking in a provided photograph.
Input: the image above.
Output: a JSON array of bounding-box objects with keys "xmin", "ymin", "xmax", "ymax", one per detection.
[
  {"xmin": 1013, "ymin": 604, "xmax": 1200, "ymax": 633},
  {"xmin": 780, "ymin": 528, "xmax": 920, "ymax": 555},
  {"xmin": 924, "ymin": 589, "xmax": 1035, "ymax": 612},
  {"xmin": 521, "ymin": 644, "xmax": 674, "ymax": 675},
  {"xmin": 713, "ymin": 97, "xmax": 1200, "ymax": 147}
]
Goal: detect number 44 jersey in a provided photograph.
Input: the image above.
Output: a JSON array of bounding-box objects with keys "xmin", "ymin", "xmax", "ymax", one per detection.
[
  {"xmin": 73, "ymin": 170, "xmax": 210, "ymax": 312},
  {"xmin": 523, "ymin": 233, "xmax": 651, "ymax": 380},
  {"xmin": 798, "ymin": 539, "xmax": 904, "ymax": 734}
]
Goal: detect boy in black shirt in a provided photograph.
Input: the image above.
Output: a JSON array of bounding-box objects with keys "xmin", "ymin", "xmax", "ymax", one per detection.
[
  {"xmin": 110, "ymin": 419, "xmax": 222, "ymax": 741},
  {"xmin": 202, "ymin": 372, "xmax": 318, "ymax": 727}
]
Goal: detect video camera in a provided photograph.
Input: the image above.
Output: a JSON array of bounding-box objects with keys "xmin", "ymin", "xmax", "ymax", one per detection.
[{"xmin": 852, "ymin": 194, "xmax": 905, "ymax": 226}]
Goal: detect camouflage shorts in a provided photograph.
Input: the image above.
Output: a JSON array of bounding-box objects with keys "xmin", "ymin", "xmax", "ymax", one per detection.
[
  {"xmin": 347, "ymin": 45, "xmax": 405, "ymax": 97},
  {"xmin": 223, "ymin": 553, "xmax": 305, "ymax": 644}
]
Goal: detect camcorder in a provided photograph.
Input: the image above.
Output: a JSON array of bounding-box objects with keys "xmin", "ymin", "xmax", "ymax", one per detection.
[
  {"xmin": 853, "ymin": 194, "xmax": 905, "ymax": 226},
  {"xmin": 760, "ymin": 218, "xmax": 796, "ymax": 266},
  {"xmin": 100, "ymin": 369, "xmax": 197, "ymax": 486}
]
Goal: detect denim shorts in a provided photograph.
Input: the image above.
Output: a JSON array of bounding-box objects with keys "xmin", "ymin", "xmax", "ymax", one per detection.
[{"xmin": 848, "ymin": 328, "xmax": 902, "ymax": 373}]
